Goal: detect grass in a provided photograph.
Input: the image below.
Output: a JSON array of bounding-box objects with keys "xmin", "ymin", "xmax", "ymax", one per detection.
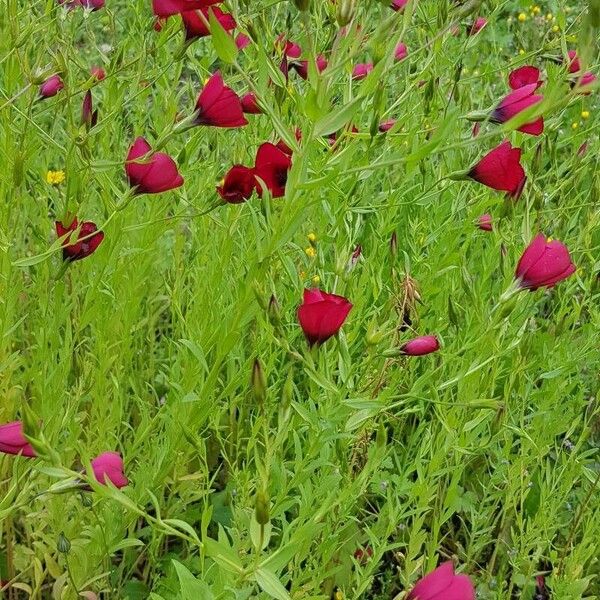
[{"xmin": 1, "ymin": 0, "xmax": 600, "ymax": 598}]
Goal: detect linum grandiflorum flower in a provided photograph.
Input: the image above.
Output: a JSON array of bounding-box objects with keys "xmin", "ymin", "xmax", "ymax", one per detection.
[
  {"xmin": 81, "ymin": 90, "xmax": 98, "ymax": 129},
  {"xmin": 490, "ymin": 83, "xmax": 544, "ymax": 135},
  {"xmin": 193, "ymin": 72, "xmax": 248, "ymax": 128},
  {"xmin": 90, "ymin": 66, "xmax": 106, "ymax": 81},
  {"xmin": 468, "ymin": 17, "xmax": 487, "ymax": 35},
  {"xmin": 152, "ymin": 0, "xmax": 220, "ymax": 18},
  {"xmin": 90, "ymin": 452, "xmax": 128, "ymax": 488},
  {"xmin": 217, "ymin": 165, "xmax": 256, "ymax": 203},
  {"xmin": 274, "ymin": 35, "xmax": 302, "ymax": 59},
  {"xmin": 297, "ymin": 288, "xmax": 353, "ymax": 345},
  {"xmin": 567, "ymin": 50, "xmax": 581, "ymax": 74},
  {"xmin": 379, "ymin": 118, "xmax": 397, "ymax": 132},
  {"xmin": 467, "ymin": 140, "xmax": 526, "ymax": 198},
  {"xmin": 56, "ymin": 218, "xmax": 105, "ymax": 261},
  {"xmin": 236, "ymin": 33, "xmax": 251, "ymax": 50},
  {"xmin": 352, "ymin": 63, "xmax": 373, "ymax": 80},
  {"xmin": 40, "ymin": 75, "xmax": 64, "ymax": 99},
  {"xmin": 181, "ymin": 6, "xmax": 236, "ymax": 41},
  {"xmin": 241, "ymin": 92, "xmax": 262, "ymax": 114},
  {"xmin": 515, "ymin": 234, "xmax": 576, "ymax": 290},
  {"xmin": 0, "ymin": 421, "xmax": 36, "ymax": 458},
  {"xmin": 478, "ymin": 214, "xmax": 493, "ymax": 231},
  {"xmin": 400, "ymin": 335, "xmax": 440, "ymax": 356},
  {"xmin": 407, "ymin": 561, "xmax": 475, "ymax": 600},
  {"xmin": 395, "ymin": 42, "xmax": 408, "ymax": 61},
  {"xmin": 290, "ymin": 55, "xmax": 328, "ymax": 80},
  {"xmin": 126, "ymin": 137, "xmax": 184, "ymax": 194},
  {"xmin": 390, "ymin": 0, "xmax": 408, "ymax": 10},
  {"xmin": 508, "ymin": 65, "xmax": 542, "ymax": 90},
  {"xmin": 254, "ymin": 142, "xmax": 292, "ymax": 198}
]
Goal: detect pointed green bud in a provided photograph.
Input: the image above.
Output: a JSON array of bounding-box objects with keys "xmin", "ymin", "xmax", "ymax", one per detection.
[
  {"xmin": 255, "ymin": 489, "xmax": 270, "ymax": 525},
  {"xmin": 57, "ymin": 532, "xmax": 71, "ymax": 554},
  {"xmin": 251, "ymin": 359, "xmax": 267, "ymax": 405}
]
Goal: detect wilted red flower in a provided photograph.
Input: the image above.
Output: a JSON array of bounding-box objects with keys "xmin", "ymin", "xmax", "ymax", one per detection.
[
  {"xmin": 509, "ymin": 65, "xmax": 542, "ymax": 90},
  {"xmin": 56, "ymin": 218, "xmax": 105, "ymax": 261},
  {"xmin": 241, "ymin": 92, "xmax": 262, "ymax": 114},
  {"xmin": 275, "ymin": 35, "xmax": 302, "ymax": 58},
  {"xmin": 40, "ymin": 75, "xmax": 64, "ymax": 98},
  {"xmin": 290, "ymin": 55, "xmax": 328, "ymax": 80},
  {"xmin": 0, "ymin": 422, "xmax": 36, "ymax": 458},
  {"xmin": 491, "ymin": 83, "xmax": 544, "ymax": 135},
  {"xmin": 297, "ymin": 288, "xmax": 352, "ymax": 345},
  {"xmin": 407, "ymin": 561, "xmax": 474, "ymax": 600},
  {"xmin": 90, "ymin": 452, "xmax": 128, "ymax": 488},
  {"xmin": 126, "ymin": 137, "xmax": 184, "ymax": 194},
  {"xmin": 379, "ymin": 119, "xmax": 397, "ymax": 132},
  {"xmin": 401, "ymin": 335, "xmax": 439, "ymax": 356},
  {"xmin": 390, "ymin": 0, "xmax": 408, "ymax": 10},
  {"xmin": 469, "ymin": 17, "xmax": 487, "ymax": 35},
  {"xmin": 515, "ymin": 234, "xmax": 576, "ymax": 290},
  {"xmin": 181, "ymin": 6, "xmax": 236, "ymax": 41},
  {"xmin": 468, "ymin": 140, "xmax": 526, "ymax": 197},
  {"xmin": 478, "ymin": 214, "xmax": 493, "ymax": 231},
  {"xmin": 152, "ymin": 0, "xmax": 220, "ymax": 18},
  {"xmin": 254, "ymin": 143, "xmax": 292, "ymax": 198},
  {"xmin": 352, "ymin": 63, "xmax": 373, "ymax": 80},
  {"xmin": 236, "ymin": 33, "xmax": 251, "ymax": 50},
  {"xmin": 217, "ymin": 165, "xmax": 256, "ymax": 203},
  {"xmin": 395, "ymin": 42, "xmax": 408, "ymax": 61},
  {"xmin": 90, "ymin": 66, "xmax": 106, "ymax": 81},
  {"xmin": 193, "ymin": 72, "xmax": 248, "ymax": 128},
  {"xmin": 567, "ymin": 50, "xmax": 581, "ymax": 74},
  {"xmin": 81, "ymin": 90, "xmax": 98, "ymax": 129}
]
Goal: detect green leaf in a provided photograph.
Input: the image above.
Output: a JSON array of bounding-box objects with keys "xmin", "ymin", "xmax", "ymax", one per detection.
[
  {"xmin": 209, "ymin": 9, "xmax": 238, "ymax": 64},
  {"xmin": 172, "ymin": 560, "xmax": 214, "ymax": 600},
  {"xmin": 312, "ymin": 97, "xmax": 363, "ymax": 138},
  {"xmin": 254, "ymin": 568, "xmax": 291, "ymax": 600}
]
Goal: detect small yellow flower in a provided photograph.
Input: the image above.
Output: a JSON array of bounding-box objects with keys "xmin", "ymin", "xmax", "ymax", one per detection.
[
  {"xmin": 311, "ymin": 275, "xmax": 320, "ymax": 285},
  {"xmin": 46, "ymin": 170, "xmax": 65, "ymax": 185},
  {"xmin": 305, "ymin": 246, "xmax": 317, "ymax": 258},
  {"xmin": 299, "ymin": 270, "xmax": 306, "ymax": 278},
  {"xmin": 519, "ymin": 49, "xmax": 526, "ymax": 55},
  {"xmin": 552, "ymin": 25, "xmax": 560, "ymax": 32},
  {"xmin": 546, "ymin": 13, "xmax": 553, "ymax": 20},
  {"xmin": 532, "ymin": 6, "xmax": 541, "ymax": 14},
  {"xmin": 518, "ymin": 12, "xmax": 527, "ymax": 22},
  {"xmin": 307, "ymin": 232, "xmax": 317, "ymax": 243},
  {"xmin": 581, "ymin": 110, "xmax": 590, "ymax": 119},
  {"xmin": 571, "ymin": 122, "xmax": 579, "ymax": 129},
  {"xmin": 334, "ymin": 592, "xmax": 344, "ymax": 600}
]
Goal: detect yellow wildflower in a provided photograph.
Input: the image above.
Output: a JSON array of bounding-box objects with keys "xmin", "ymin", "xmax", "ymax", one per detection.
[
  {"xmin": 46, "ymin": 170, "xmax": 65, "ymax": 185},
  {"xmin": 305, "ymin": 246, "xmax": 317, "ymax": 258}
]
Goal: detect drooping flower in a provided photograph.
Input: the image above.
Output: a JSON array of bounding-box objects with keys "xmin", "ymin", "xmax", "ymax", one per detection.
[
  {"xmin": 90, "ymin": 66, "xmax": 106, "ymax": 81},
  {"xmin": 400, "ymin": 335, "xmax": 440, "ymax": 356},
  {"xmin": 40, "ymin": 75, "xmax": 64, "ymax": 99},
  {"xmin": 468, "ymin": 140, "xmax": 526, "ymax": 197},
  {"xmin": 81, "ymin": 90, "xmax": 98, "ymax": 129},
  {"xmin": 181, "ymin": 6, "xmax": 236, "ymax": 41},
  {"xmin": 508, "ymin": 65, "xmax": 542, "ymax": 90},
  {"xmin": 491, "ymin": 83, "xmax": 544, "ymax": 135},
  {"xmin": 0, "ymin": 422, "xmax": 36, "ymax": 458},
  {"xmin": 254, "ymin": 142, "xmax": 292, "ymax": 198},
  {"xmin": 152, "ymin": 0, "xmax": 221, "ymax": 18},
  {"xmin": 352, "ymin": 63, "xmax": 373, "ymax": 80},
  {"xmin": 217, "ymin": 165, "xmax": 256, "ymax": 203},
  {"xmin": 469, "ymin": 17, "xmax": 487, "ymax": 35},
  {"xmin": 478, "ymin": 214, "xmax": 493, "ymax": 231},
  {"xmin": 56, "ymin": 218, "xmax": 105, "ymax": 261},
  {"xmin": 241, "ymin": 92, "xmax": 262, "ymax": 114},
  {"xmin": 407, "ymin": 561, "xmax": 475, "ymax": 600},
  {"xmin": 379, "ymin": 119, "xmax": 397, "ymax": 132},
  {"xmin": 125, "ymin": 137, "xmax": 184, "ymax": 194},
  {"xmin": 90, "ymin": 452, "xmax": 128, "ymax": 488},
  {"xmin": 394, "ymin": 42, "xmax": 408, "ymax": 61},
  {"xmin": 290, "ymin": 55, "xmax": 328, "ymax": 80},
  {"xmin": 193, "ymin": 72, "xmax": 248, "ymax": 128},
  {"xmin": 297, "ymin": 288, "xmax": 352, "ymax": 345},
  {"xmin": 515, "ymin": 233, "xmax": 576, "ymax": 290}
]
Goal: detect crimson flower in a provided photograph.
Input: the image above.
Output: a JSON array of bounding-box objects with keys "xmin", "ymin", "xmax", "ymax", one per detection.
[
  {"xmin": 0, "ymin": 422, "xmax": 36, "ymax": 458},
  {"xmin": 400, "ymin": 335, "xmax": 440, "ymax": 356},
  {"xmin": 515, "ymin": 234, "xmax": 576, "ymax": 290},
  {"xmin": 379, "ymin": 119, "xmax": 397, "ymax": 132},
  {"xmin": 236, "ymin": 33, "xmax": 251, "ymax": 50},
  {"xmin": 491, "ymin": 83, "xmax": 544, "ymax": 136},
  {"xmin": 181, "ymin": 6, "xmax": 235, "ymax": 41},
  {"xmin": 217, "ymin": 165, "xmax": 256, "ymax": 203},
  {"xmin": 297, "ymin": 289, "xmax": 352, "ymax": 345},
  {"xmin": 567, "ymin": 50, "xmax": 580, "ymax": 74},
  {"xmin": 126, "ymin": 137, "xmax": 184, "ymax": 194},
  {"xmin": 40, "ymin": 75, "xmax": 64, "ymax": 99},
  {"xmin": 390, "ymin": 0, "xmax": 408, "ymax": 10},
  {"xmin": 81, "ymin": 90, "xmax": 98, "ymax": 129},
  {"xmin": 478, "ymin": 214, "xmax": 493, "ymax": 231},
  {"xmin": 90, "ymin": 452, "xmax": 128, "ymax": 488},
  {"xmin": 275, "ymin": 35, "xmax": 302, "ymax": 58},
  {"xmin": 395, "ymin": 42, "xmax": 408, "ymax": 61},
  {"xmin": 152, "ymin": 0, "xmax": 221, "ymax": 18},
  {"xmin": 90, "ymin": 66, "xmax": 106, "ymax": 81},
  {"xmin": 407, "ymin": 562, "xmax": 474, "ymax": 600},
  {"xmin": 241, "ymin": 92, "xmax": 262, "ymax": 114},
  {"xmin": 254, "ymin": 143, "xmax": 292, "ymax": 198},
  {"xmin": 352, "ymin": 63, "xmax": 373, "ymax": 80},
  {"xmin": 290, "ymin": 55, "xmax": 328, "ymax": 80},
  {"xmin": 193, "ymin": 72, "xmax": 247, "ymax": 128},
  {"xmin": 56, "ymin": 218, "xmax": 104, "ymax": 261},
  {"xmin": 468, "ymin": 140, "xmax": 526, "ymax": 197},
  {"xmin": 508, "ymin": 65, "xmax": 542, "ymax": 90},
  {"xmin": 469, "ymin": 17, "xmax": 487, "ymax": 35}
]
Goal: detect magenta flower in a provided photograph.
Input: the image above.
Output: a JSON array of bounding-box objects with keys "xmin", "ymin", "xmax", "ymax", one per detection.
[{"xmin": 407, "ymin": 561, "xmax": 474, "ymax": 600}]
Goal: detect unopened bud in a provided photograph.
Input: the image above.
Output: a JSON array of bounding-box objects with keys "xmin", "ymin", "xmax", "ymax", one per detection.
[
  {"xmin": 57, "ymin": 532, "xmax": 71, "ymax": 554},
  {"xmin": 251, "ymin": 359, "xmax": 267, "ymax": 405},
  {"xmin": 292, "ymin": 0, "xmax": 311, "ymax": 11},
  {"xmin": 251, "ymin": 280, "xmax": 268, "ymax": 310},
  {"xmin": 375, "ymin": 422, "xmax": 387, "ymax": 448},
  {"xmin": 255, "ymin": 489, "xmax": 270, "ymax": 525},
  {"xmin": 336, "ymin": 0, "xmax": 356, "ymax": 27},
  {"xmin": 268, "ymin": 294, "xmax": 280, "ymax": 325},
  {"xmin": 390, "ymin": 232, "xmax": 398, "ymax": 258}
]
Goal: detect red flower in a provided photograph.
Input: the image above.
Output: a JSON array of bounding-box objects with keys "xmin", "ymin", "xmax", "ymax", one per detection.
[
  {"xmin": 181, "ymin": 6, "xmax": 235, "ymax": 41},
  {"xmin": 491, "ymin": 83, "xmax": 544, "ymax": 135},
  {"xmin": 90, "ymin": 66, "xmax": 106, "ymax": 81},
  {"xmin": 290, "ymin": 55, "xmax": 328, "ymax": 80},
  {"xmin": 407, "ymin": 561, "xmax": 474, "ymax": 600},
  {"xmin": 236, "ymin": 33, "xmax": 251, "ymax": 50},
  {"xmin": 468, "ymin": 141, "xmax": 526, "ymax": 197},
  {"xmin": 126, "ymin": 137, "xmax": 184, "ymax": 194},
  {"xmin": 81, "ymin": 90, "xmax": 98, "ymax": 129},
  {"xmin": 152, "ymin": 0, "xmax": 221, "ymax": 18},
  {"xmin": 241, "ymin": 92, "xmax": 262, "ymax": 114},
  {"xmin": 352, "ymin": 63, "xmax": 373, "ymax": 80},
  {"xmin": 275, "ymin": 129, "xmax": 302, "ymax": 156},
  {"xmin": 477, "ymin": 214, "xmax": 493, "ymax": 231},
  {"xmin": 217, "ymin": 165, "xmax": 256, "ymax": 203},
  {"xmin": 508, "ymin": 65, "xmax": 542, "ymax": 90},
  {"xmin": 575, "ymin": 71, "xmax": 597, "ymax": 94},
  {"xmin": 275, "ymin": 35, "xmax": 302, "ymax": 58},
  {"xmin": 193, "ymin": 72, "xmax": 248, "ymax": 128},
  {"xmin": 515, "ymin": 234, "xmax": 576, "ymax": 290},
  {"xmin": 401, "ymin": 335, "xmax": 440, "ymax": 356},
  {"xmin": 254, "ymin": 142, "xmax": 292, "ymax": 198},
  {"xmin": 0, "ymin": 421, "xmax": 36, "ymax": 458},
  {"xmin": 297, "ymin": 288, "xmax": 352, "ymax": 345},
  {"xmin": 379, "ymin": 119, "xmax": 397, "ymax": 132},
  {"xmin": 90, "ymin": 452, "xmax": 128, "ymax": 488},
  {"xmin": 40, "ymin": 75, "xmax": 64, "ymax": 98},
  {"xmin": 395, "ymin": 42, "xmax": 408, "ymax": 61},
  {"xmin": 567, "ymin": 50, "xmax": 581, "ymax": 74},
  {"xmin": 56, "ymin": 218, "xmax": 105, "ymax": 262},
  {"xmin": 390, "ymin": 0, "xmax": 408, "ymax": 10},
  {"xmin": 469, "ymin": 17, "xmax": 487, "ymax": 35}
]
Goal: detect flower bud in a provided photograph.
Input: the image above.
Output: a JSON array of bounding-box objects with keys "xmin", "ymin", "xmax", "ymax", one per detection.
[
  {"xmin": 389, "ymin": 232, "xmax": 398, "ymax": 258},
  {"xmin": 292, "ymin": 0, "xmax": 311, "ymax": 11},
  {"xmin": 255, "ymin": 489, "xmax": 270, "ymax": 525},
  {"xmin": 57, "ymin": 532, "xmax": 71, "ymax": 554},
  {"xmin": 251, "ymin": 359, "xmax": 267, "ymax": 405},
  {"xmin": 267, "ymin": 294, "xmax": 280, "ymax": 325},
  {"xmin": 336, "ymin": 0, "xmax": 356, "ymax": 27}
]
